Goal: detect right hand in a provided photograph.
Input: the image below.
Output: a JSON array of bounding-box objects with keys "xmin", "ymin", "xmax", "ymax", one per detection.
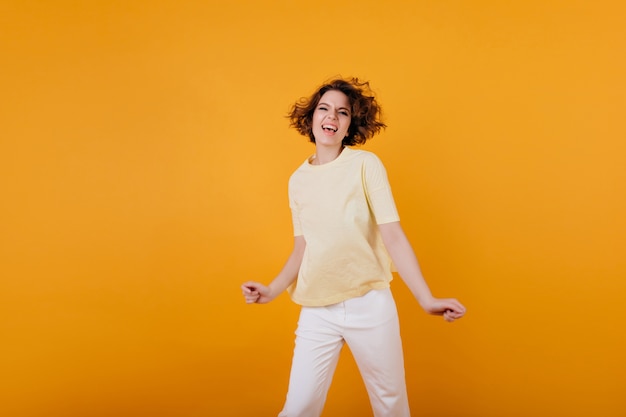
[{"xmin": 241, "ymin": 281, "xmax": 273, "ymax": 304}]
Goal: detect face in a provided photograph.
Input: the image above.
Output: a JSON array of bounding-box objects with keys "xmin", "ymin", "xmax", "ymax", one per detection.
[{"xmin": 311, "ymin": 90, "xmax": 351, "ymax": 148}]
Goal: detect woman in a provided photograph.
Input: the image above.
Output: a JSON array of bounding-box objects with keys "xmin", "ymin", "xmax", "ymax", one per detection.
[{"xmin": 241, "ymin": 77, "xmax": 466, "ymax": 417}]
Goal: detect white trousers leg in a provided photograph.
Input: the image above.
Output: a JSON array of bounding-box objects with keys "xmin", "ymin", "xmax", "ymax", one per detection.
[{"xmin": 278, "ymin": 288, "xmax": 410, "ymax": 417}]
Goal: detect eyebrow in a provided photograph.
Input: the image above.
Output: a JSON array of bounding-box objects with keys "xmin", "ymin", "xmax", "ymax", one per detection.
[{"xmin": 318, "ymin": 102, "xmax": 351, "ymax": 112}]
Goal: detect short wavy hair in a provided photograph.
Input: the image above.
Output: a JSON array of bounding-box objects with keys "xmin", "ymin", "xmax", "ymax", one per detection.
[{"xmin": 287, "ymin": 77, "xmax": 386, "ymax": 146}]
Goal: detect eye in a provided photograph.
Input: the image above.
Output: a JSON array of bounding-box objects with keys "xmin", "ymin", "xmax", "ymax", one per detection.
[
  {"xmin": 318, "ymin": 106, "xmax": 327, "ymax": 111},
  {"xmin": 340, "ymin": 110, "xmax": 349, "ymax": 116}
]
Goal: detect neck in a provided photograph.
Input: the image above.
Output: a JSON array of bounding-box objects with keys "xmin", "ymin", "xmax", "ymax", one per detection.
[{"xmin": 313, "ymin": 145, "xmax": 345, "ymax": 165}]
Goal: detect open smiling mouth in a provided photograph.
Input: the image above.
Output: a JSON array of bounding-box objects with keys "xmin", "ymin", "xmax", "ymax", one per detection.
[{"xmin": 322, "ymin": 125, "xmax": 338, "ymax": 132}]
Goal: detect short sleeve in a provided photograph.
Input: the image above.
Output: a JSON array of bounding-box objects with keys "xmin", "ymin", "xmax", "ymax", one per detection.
[
  {"xmin": 363, "ymin": 154, "xmax": 400, "ymax": 224},
  {"xmin": 288, "ymin": 181, "xmax": 303, "ymax": 236}
]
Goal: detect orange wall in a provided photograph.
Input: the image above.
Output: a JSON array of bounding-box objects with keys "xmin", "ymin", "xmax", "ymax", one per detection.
[{"xmin": 1, "ymin": 1, "xmax": 625, "ymax": 416}]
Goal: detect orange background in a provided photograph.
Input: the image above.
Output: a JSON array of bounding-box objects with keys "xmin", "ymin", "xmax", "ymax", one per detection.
[{"xmin": 1, "ymin": 1, "xmax": 625, "ymax": 416}]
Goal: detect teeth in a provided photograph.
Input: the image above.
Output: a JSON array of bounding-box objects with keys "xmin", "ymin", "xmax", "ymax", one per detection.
[{"xmin": 323, "ymin": 125, "xmax": 337, "ymax": 132}]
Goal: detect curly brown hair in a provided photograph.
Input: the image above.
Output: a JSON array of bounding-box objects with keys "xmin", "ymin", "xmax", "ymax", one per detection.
[{"xmin": 287, "ymin": 77, "xmax": 386, "ymax": 146}]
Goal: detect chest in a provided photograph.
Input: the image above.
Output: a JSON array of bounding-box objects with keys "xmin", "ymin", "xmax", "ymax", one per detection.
[{"xmin": 291, "ymin": 168, "xmax": 371, "ymax": 222}]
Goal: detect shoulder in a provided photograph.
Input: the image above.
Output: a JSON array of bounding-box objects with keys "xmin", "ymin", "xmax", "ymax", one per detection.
[
  {"xmin": 347, "ymin": 149, "xmax": 386, "ymax": 170},
  {"xmin": 345, "ymin": 148, "xmax": 383, "ymax": 164}
]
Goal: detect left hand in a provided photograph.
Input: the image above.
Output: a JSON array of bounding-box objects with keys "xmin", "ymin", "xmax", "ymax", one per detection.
[{"xmin": 421, "ymin": 297, "xmax": 466, "ymax": 322}]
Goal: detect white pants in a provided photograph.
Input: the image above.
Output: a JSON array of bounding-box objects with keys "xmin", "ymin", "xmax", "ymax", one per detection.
[{"xmin": 278, "ymin": 288, "xmax": 410, "ymax": 417}]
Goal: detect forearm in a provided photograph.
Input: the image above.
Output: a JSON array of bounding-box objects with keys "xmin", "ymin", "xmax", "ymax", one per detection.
[
  {"xmin": 379, "ymin": 222, "xmax": 434, "ymax": 307},
  {"xmin": 268, "ymin": 257, "xmax": 300, "ymax": 296},
  {"xmin": 267, "ymin": 236, "xmax": 305, "ymax": 299}
]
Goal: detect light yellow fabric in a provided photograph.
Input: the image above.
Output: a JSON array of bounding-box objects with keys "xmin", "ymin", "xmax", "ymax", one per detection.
[{"xmin": 287, "ymin": 147, "xmax": 400, "ymax": 306}]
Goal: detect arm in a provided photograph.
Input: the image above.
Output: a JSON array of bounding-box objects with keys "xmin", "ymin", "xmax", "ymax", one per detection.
[
  {"xmin": 241, "ymin": 235, "xmax": 306, "ymax": 304},
  {"xmin": 379, "ymin": 221, "xmax": 466, "ymax": 322}
]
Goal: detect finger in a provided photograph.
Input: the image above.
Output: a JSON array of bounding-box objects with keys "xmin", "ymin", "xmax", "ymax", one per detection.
[
  {"xmin": 445, "ymin": 299, "xmax": 466, "ymax": 315},
  {"xmin": 241, "ymin": 282, "xmax": 262, "ymax": 291},
  {"xmin": 454, "ymin": 304, "xmax": 466, "ymax": 315},
  {"xmin": 444, "ymin": 310, "xmax": 458, "ymax": 322},
  {"xmin": 244, "ymin": 295, "xmax": 260, "ymax": 304},
  {"xmin": 242, "ymin": 285, "xmax": 255, "ymax": 292},
  {"xmin": 242, "ymin": 289, "xmax": 255, "ymax": 297}
]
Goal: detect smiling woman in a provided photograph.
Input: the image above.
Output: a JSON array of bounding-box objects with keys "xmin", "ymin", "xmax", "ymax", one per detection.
[
  {"xmin": 241, "ymin": 77, "xmax": 466, "ymax": 416},
  {"xmin": 310, "ymin": 90, "xmax": 351, "ymax": 162},
  {"xmin": 287, "ymin": 78, "xmax": 386, "ymax": 146}
]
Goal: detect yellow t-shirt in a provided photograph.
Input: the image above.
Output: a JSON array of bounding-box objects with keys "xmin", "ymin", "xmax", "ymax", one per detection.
[{"xmin": 287, "ymin": 147, "xmax": 400, "ymax": 306}]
